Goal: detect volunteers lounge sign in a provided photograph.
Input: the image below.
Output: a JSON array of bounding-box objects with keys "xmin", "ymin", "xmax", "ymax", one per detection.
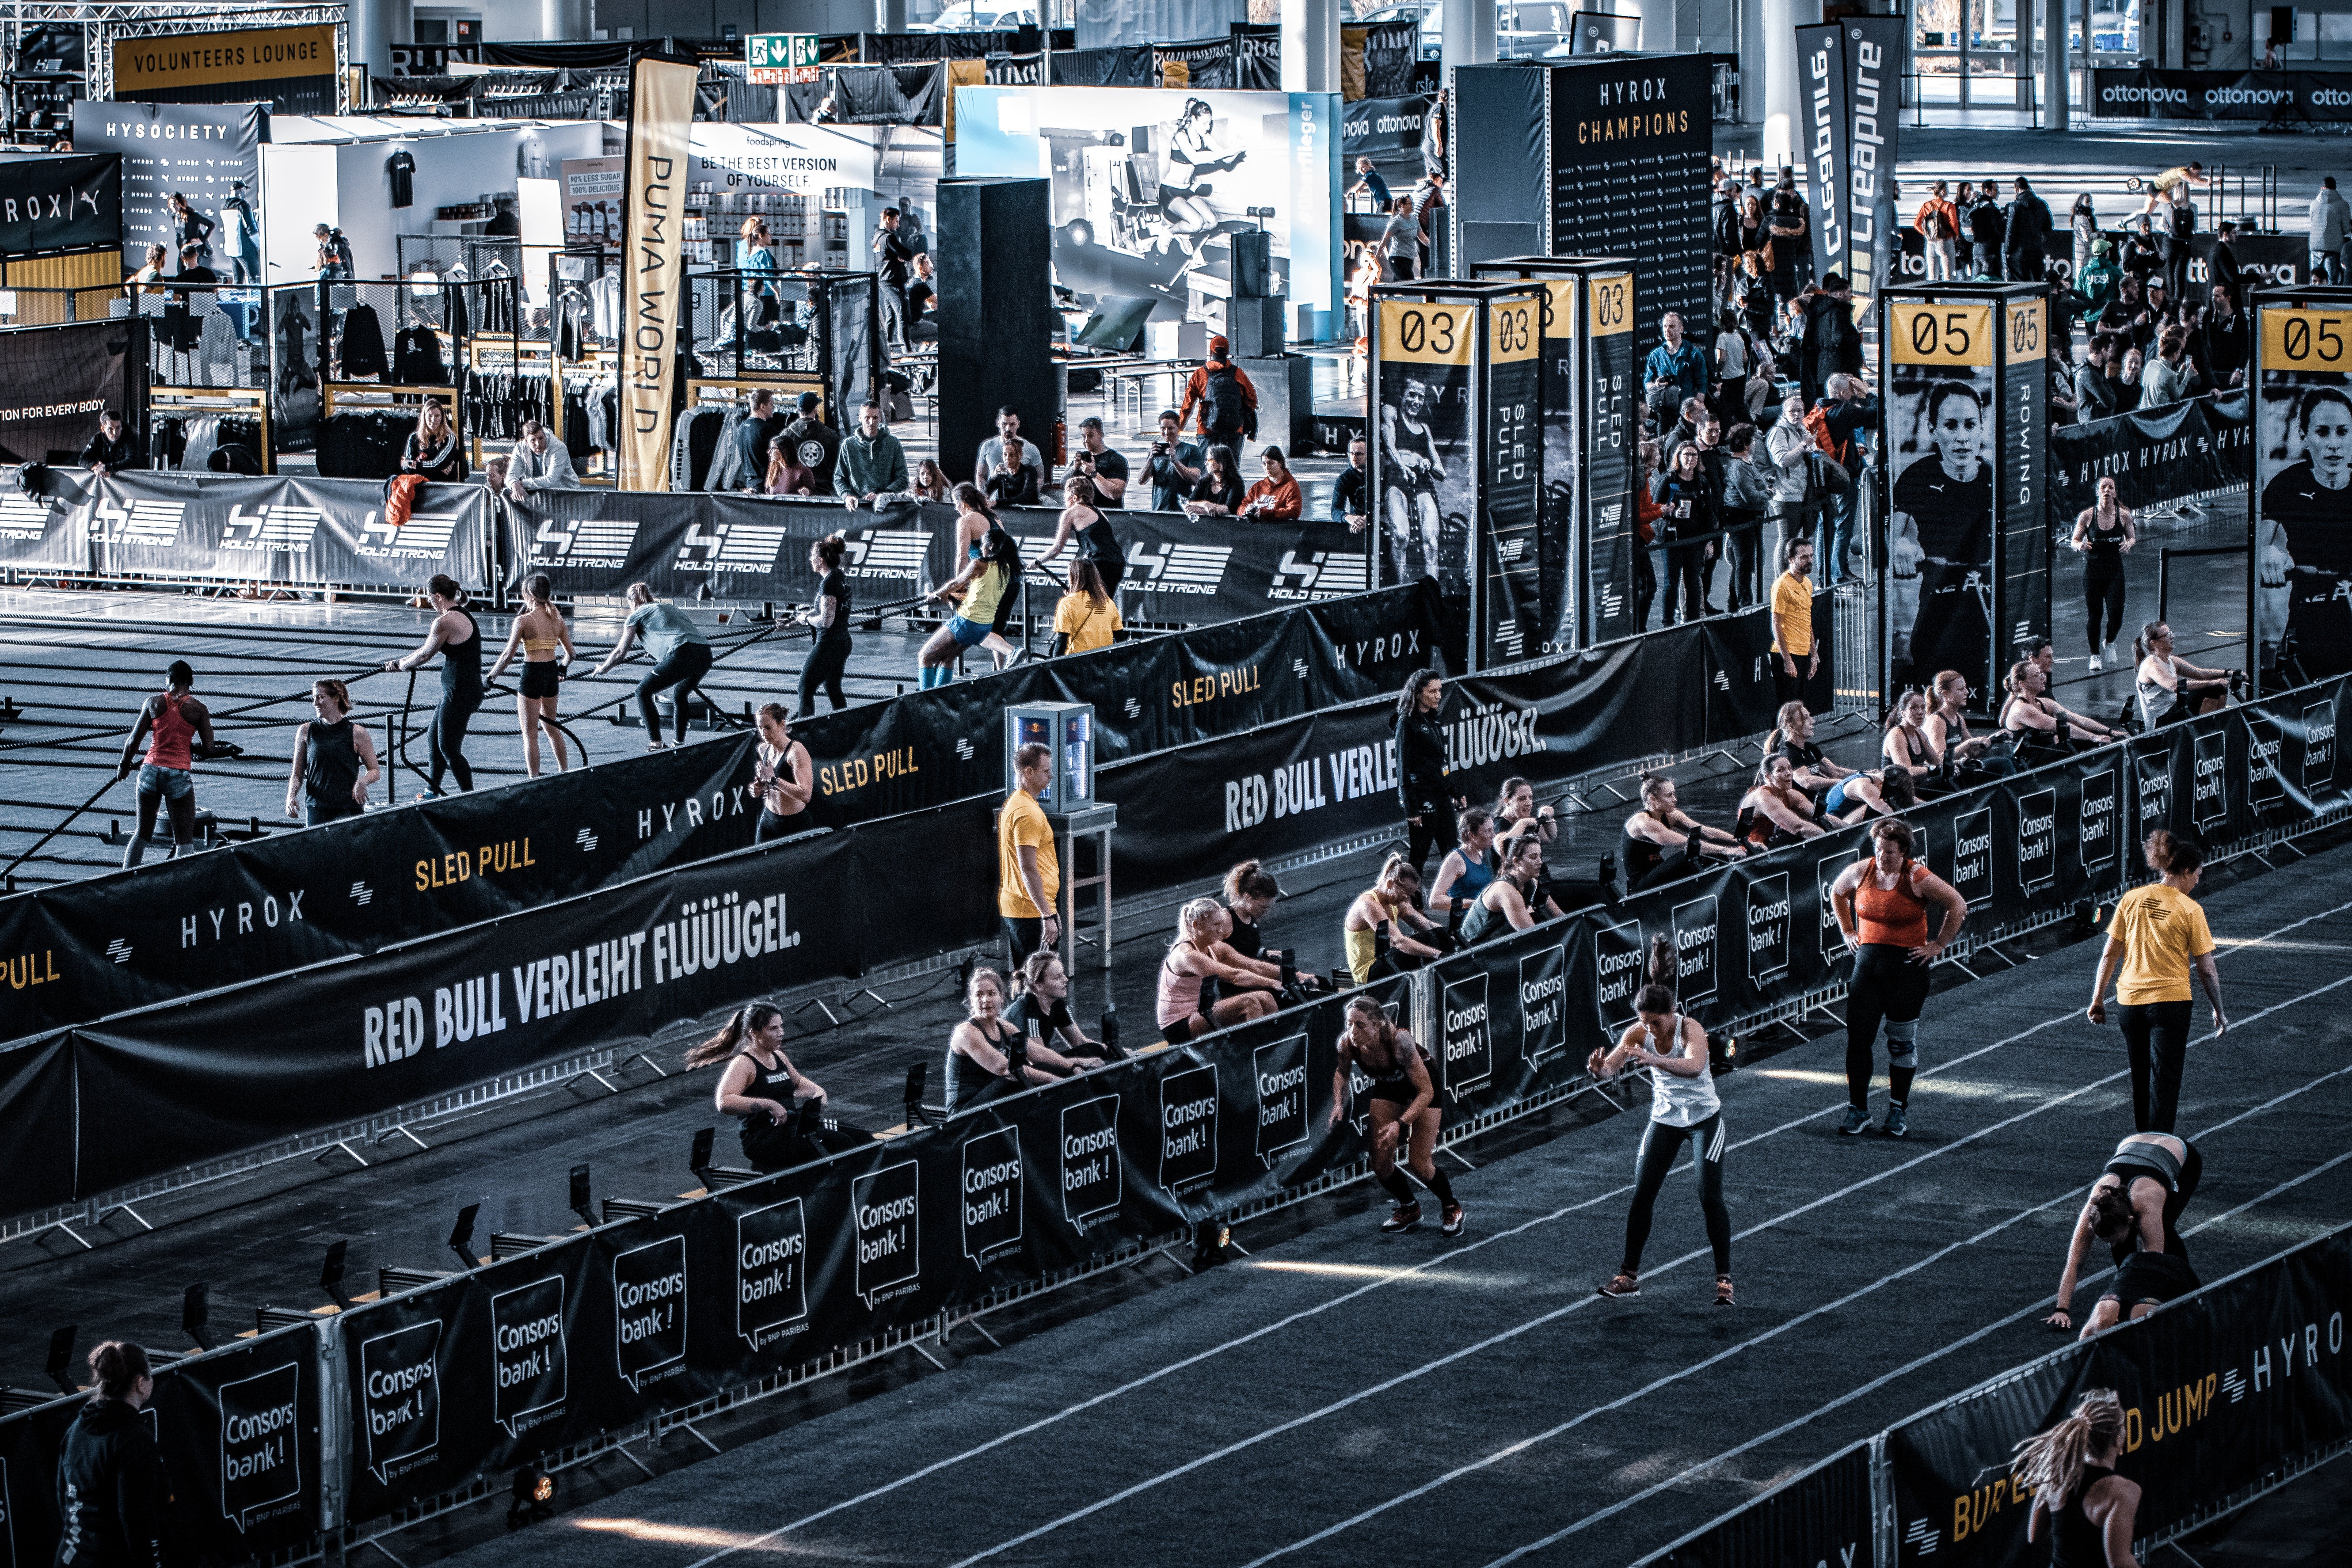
[{"xmin": 113, "ymin": 25, "xmax": 335, "ymax": 98}]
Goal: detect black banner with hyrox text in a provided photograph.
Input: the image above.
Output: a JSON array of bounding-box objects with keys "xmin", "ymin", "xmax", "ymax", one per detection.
[{"xmin": 2048, "ymin": 390, "xmax": 2250, "ymax": 530}]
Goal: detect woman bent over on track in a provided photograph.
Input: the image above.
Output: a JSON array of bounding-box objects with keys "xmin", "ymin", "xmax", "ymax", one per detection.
[
  {"xmin": 1829, "ymin": 817, "xmax": 1968, "ymax": 1141},
  {"xmin": 1591, "ymin": 936, "xmax": 1734, "ymax": 1307},
  {"xmin": 1331, "ymin": 993, "xmax": 1464, "ymax": 1237}
]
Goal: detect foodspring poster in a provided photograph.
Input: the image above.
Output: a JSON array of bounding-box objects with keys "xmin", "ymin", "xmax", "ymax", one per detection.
[{"xmin": 953, "ymin": 86, "xmax": 1340, "ymax": 334}]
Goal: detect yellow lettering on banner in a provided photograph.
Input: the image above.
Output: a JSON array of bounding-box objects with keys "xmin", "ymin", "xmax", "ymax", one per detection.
[
  {"xmin": 1889, "ymin": 302, "xmax": 1994, "ymax": 367},
  {"xmin": 112, "ymin": 25, "xmax": 335, "ymax": 91},
  {"xmin": 1540, "ymin": 279, "xmax": 1577, "ymax": 340},
  {"xmin": 1378, "ymin": 301, "xmax": 1472, "ymax": 366},
  {"xmin": 2261, "ymin": 307, "xmax": 2352, "ymax": 370},
  {"xmin": 2006, "ymin": 298, "xmax": 2046, "ymax": 360},
  {"xmin": 1488, "ymin": 297, "xmax": 1539, "ymax": 363},
  {"xmin": 1587, "ymin": 274, "xmax": 1633, "ymax": 337}
]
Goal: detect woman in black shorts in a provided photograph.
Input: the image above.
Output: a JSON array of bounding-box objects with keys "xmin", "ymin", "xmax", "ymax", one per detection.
[
  {"xmin": 2046, "ymin": 1130, "xmax": 2201, "ymax": 1337},
  {"xmin": 752, "ymin": 702, "xmax": 813, "ymax": 842},
  {"xmin": 485, "ymin": 571, "xmax": 573, "ymax": 776},
  {"xmin": 796, "ymin": 533, "xmax": 854, "ymax": 716},
  {"xmin": 684, "ymin": 1003, "xmax": 871, "ymax": 1171},
  {"xmin": 1328, "ymin": 993, "xmax": 1464, "ymax": 1236}
]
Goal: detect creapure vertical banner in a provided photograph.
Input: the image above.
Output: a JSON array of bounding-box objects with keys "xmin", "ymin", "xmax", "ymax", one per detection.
[{"xmin": 620, "ymin": 56, "xmax": 700, "ymax": 493}]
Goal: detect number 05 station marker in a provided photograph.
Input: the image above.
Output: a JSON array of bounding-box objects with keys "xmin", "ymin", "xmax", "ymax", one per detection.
[
  {"xmin": 2249, "ymin": 282, "xmax": 2352, "ymax": 696},
  {"xmin": 1369, "ymin": 278, "xmax": 1549, "ymax": 671}
]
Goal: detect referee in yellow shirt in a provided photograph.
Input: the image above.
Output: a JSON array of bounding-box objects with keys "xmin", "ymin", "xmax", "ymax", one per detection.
[
  {"xmin": 1770, "ymin": 537, "xmax": 1817, "ymax": 707},
  {"xmin": 998, "ymin": 743, "xmax": 1061, "ymax": 965},
  {"xmin": 2087, "ymin": 830, "xmax": 2227, "ymax": 1133}
]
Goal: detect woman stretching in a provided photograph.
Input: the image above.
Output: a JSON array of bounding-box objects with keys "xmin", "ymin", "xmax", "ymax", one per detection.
[
  {"xmin": 486, "ymin": 572, "xmax": 573, "ymax": 776},
  {"xmin": 1343, "ymin": 854, "xmax": 1446, "ymax": 982},
  {"xmin": 2016, "ymin": 1391, "xmax": 2142, "ymax": 1568},
  {"xmin": 382, "ymin": 574, "xmax": 481, "ymax": 797},
  {"xmin": 1830, "ymin": 818, "xmax": 1968, "ymax": 1139},
  {"xmin": 1590, "ymin": 936, "xmax": 1734, "ymax": 1306},
  {"xmin": 2071, "ymin": 476, "xmax": 2135, "ymax": 672},
  {"xmin": 1328, "ymin": 993, "xmax": 1465, "ymax": 1236},
  {"xmin": 684, "ymin": 1003, "xmax": 870, "ymax": 1171}
]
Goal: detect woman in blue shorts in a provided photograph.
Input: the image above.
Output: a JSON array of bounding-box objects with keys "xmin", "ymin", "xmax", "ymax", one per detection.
[{"xmin": 920, "ymin": 484, "xmax": 1023, "ymax": 688}]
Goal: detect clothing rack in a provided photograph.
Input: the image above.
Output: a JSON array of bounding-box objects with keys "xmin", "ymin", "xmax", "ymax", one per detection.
[{"xmin": 149, "ymin": 387, "xmax": 273, "ymax": 474}]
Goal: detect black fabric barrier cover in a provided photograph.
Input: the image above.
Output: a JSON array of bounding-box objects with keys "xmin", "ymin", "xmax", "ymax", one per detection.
[
  {"xmin": 2048, "ymin": 391, "xmax": 2250, "ymax": 529},
  {"xmin": 2127, "ymin": 675, "xmax": 2349, "ymax": 862},
  {"xmin": 0, "ymin": 459, "xmax": 95, "ymax": 567},
  {"xmin": 0, "ymin": 1324, "xmax": 323, "ymax": 1568},
  {"xmin": 1888, "ymin": 1227, "xmax": 2352, "ymax": 1566},
  {"xmin": 0, "ymin": 319, "xmax": 140, "ymax": 471},
  {"xmin": 0, "ymin": 735, "xmax": 762, "ymax": 1041},
  {"xmin": 0, "ymin": 585, "xmax": 1437, "ymax": 1039},
  {"xmin": 50, "ymin": 469, "xmax": 495, "ymax": 588},
  {"xmin": 35, "ymin": 798, "xmax": 997, "ymax": 1202},
  {"xmin": 1636, "ymin": 1443, "xmax": 1873, "ymax": 1568}
]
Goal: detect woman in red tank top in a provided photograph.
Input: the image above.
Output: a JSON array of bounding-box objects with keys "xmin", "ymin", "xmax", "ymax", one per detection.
[
  {"xmin": 1829, "ymin": 818, "xmax": 1968, "ymax": 1139},
  {"xmin": 114, "ymin": 660, "xmax": 218, "ymax": 868}
]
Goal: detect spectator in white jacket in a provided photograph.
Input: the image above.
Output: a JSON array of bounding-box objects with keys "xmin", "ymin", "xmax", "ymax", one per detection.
[
  {"xmin": 1765, "ymin": 394, "xmax": 1845, "ymax": 569},
  {"xmin": 505, "ymin": 419, "xmax": 578, "ymax": 502},
  {"xmin": 2310, "ymin": 177, "xmax": 2349, "ymax": 284}
]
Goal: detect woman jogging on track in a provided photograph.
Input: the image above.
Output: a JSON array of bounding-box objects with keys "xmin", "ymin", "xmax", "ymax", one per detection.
[
  {"xmin": 684, "ymin": 1003, "xmax": 870, "ymax": 1169},
  {"xmin": 2088, "ymin": 830, "xmax": 2226, "ymax": 1134},
  {"xmin": 2017, "ymin": 1391, "xmax": 2142, "ymax": 1568},
  {"xmin": 1829, "ymin": 817, "xmax": 1969, "ymax": 1139},
  {"xmin": 795, "ymin": 534, "xmax": 853, "ymax": 715},
  {"xmin": 285, "ymin": 679, "xmax": 380, "ymax": 827},
  {"xmin": 1590, "ymin": 936, "xmax": 1734, "ymax": 1306},
  {"xmin": 115, "ymin": 659, "xmax": 219, "ymax": 867},
  {"xmin": 586, "ymin": 583, "xmax": 713, "ymax": 753},
  {"xmin": 2071, "ymin": 476, "xmax": 2135, "ymax": 673},
  {"xmin": 383, "ymin": 574, "xmax": 482, "ymax": 797},
  {"xmin": 485, "ymin": 572, "xmax": 574, "ymax": 776},
  {"xmin": 1329, "ymin": 992, "xmax": 1464, "ymax": 1236},
  {"xmin": 2045, "ymin": 1130, "xmax": 2202, "ymax": 1338},
  {"xmin": 1343, "ymin": 853, "xmax": 1447, "ymax": 982}
]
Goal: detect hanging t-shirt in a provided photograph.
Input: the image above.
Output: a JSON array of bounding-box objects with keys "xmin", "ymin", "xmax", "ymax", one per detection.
[{"xmin": 388, "ymin": 149, "xmax": 416, "ymax": 209}]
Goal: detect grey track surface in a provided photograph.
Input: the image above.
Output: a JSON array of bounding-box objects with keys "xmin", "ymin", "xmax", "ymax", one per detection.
[{"xmin": 407, "ymin": 843, "xmax": 2352, "ymax": 1568}]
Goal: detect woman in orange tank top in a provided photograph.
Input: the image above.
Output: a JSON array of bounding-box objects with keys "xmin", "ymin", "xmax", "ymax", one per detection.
[
  {"xmin": 113, "ymin": 659, "xmax": 218, "ymax": 868},
  {"xmin": 1829, "ymin": 817, "xmax": 1968, "ymax": 1139}
]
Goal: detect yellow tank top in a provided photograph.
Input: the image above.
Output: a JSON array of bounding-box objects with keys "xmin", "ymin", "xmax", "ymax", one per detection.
[
  {"xmin": 1344, "ymin": 924, "xmax": 1379, "ymax": 983},
  {"xmin": 960, "ymin": 561, "xmax": 1007, "ymax": 628}
]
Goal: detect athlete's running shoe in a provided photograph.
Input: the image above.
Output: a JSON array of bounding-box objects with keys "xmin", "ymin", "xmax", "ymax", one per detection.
[
  {"xmin": 1596, "ymin": 1271, "xmax": 1640, "ymax": 1298},
  {"xmin": 1839, "ymin": 1104, "xmax": 1871, "ymax": 1135},
  {"xmin": 1381, "ymin": 1201, "xmax": 1422, "ymax": 1233},
  {"xmin": 1882, "ymin": 1103, "xmax": 1910, "ymax": 1139},
  {"xmin": 1440, "ymin": 1204, "xmax": 1467, "ymax": 1237},
  {"xmin": 1714, "ymin": 1275, "xmax": 1736, "ymax": 1307}
]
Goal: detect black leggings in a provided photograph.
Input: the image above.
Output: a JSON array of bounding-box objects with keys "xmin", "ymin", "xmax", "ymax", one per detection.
[
  {"xmin": 1629, "ymin": 842, "xmax": 1705, "ymax": 893},
  {"xmin": 741, "ymin": 1108, "xmax": 873, "ymax": 1172},
  {"xmin": 1406, "ymin": 807, "xmax": 1456, "ymax": 879},
  {"xmin": 2117, "ymin": 999, "xmax": 2193, "ymax": 1133},
  {"xmin": 636, "ymin": 642, "xmax": 715, "ymax": 744},
  {"xmin": 798, "ymin": 637, "xmax": 851, "ymax": 716},
  {"xmin": 429, "ymin": 687, "xmax": 481, "ymax": 794},
  {"xmin": 1665, "ymin": 542, "xmax": 1711, "ymax": 624},
  {"xmin": 1846, "ymin": 944, "xmax": 1932, "ymax": 1110},
  {"xmin": 754, "ymin": 808, "xmax": 807, "ymax": 844},
  {"xmin": 2086, "ymin": 560, "xmax": 2126, "ymax": 653},
  {"xmin": 1622, "ymin": 1111, "xmax": 1731, "ymax": 1276}
]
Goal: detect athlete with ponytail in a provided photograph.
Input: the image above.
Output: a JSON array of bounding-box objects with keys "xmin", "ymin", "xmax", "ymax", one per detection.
[
  {"xmin": 685, "ymin": 1004, "xmax": 869, "ymax": 1170},
  {"xmin": 2045, "ymin": 1130, "xmax": 2202, "ymax": 1338},
  {"xmin": 1829, "ymin": 817, "xmax": 1969, "ymax": 1139},
  {"xmin": 55, "ymin": 1340, "xmax": 169, "ymax": 1568},
  {"xmin": 1590, "ymin": 936, "xmax": 1735, "ymax": 1306},
  {"xmin": 2088, "ymin": 830, "xmax": 2225, "ymax": 1134},
  {"xmin": 2017, "ymin": 1390, "xmax": 2142, "ymax": 1568},
  {"xmin": 1330, "ymin": 993, "xmax": 1465, "ymax": 1236}
]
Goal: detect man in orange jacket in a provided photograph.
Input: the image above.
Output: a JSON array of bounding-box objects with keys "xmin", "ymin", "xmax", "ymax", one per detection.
[{"xmin": 1176, "ymin": 334, "xmax": 1259, "ymax": 453}]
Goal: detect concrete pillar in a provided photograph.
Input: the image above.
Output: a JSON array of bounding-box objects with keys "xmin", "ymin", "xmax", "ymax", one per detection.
[
  {"xmin": 1442, "ymin": 0, "xmax": 1496, "ymax": 85},
  {"xmin": 878, "ymin": 0, "xmax": 908, "ymax": 31},
  {"xmin": 347, "ymin": 0, "xmax": 413, "ymax": 80},
  {"xmin": 1617, "ymin": 0, "xmax": 1651, "ymax": 52},
  {"xmin": 1282, "ymin": 0, "xmax": 1340, "ymax": 94},
  {"xmin": 1761, "ymin": 0, "xmax": 1818, "ymax": 173},
  {"xmin": 540, "ymin": 0, "xmax": 590, "ymax": 41},
  {"xmin": 1738, "ymin": 0, "xmax": 1766, "ymax": 123},
  {"xmin": 2044, "ymin": 0, "xmax": 2070, "ymax": 129}
]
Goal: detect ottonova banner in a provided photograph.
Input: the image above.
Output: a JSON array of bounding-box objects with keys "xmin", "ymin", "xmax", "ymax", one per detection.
[
  {"xmin": 0, "ymin": 153, "xmax": 122, "ymax": 256},
  {"xmin": 2092, "ymin": 66, "xmax": 2352, "ymax": 122},
  {"xmin": 1889, "ymin": 1228, "xmax": 2352, "ymax": 1568},
  {"xmin": 0, "ymin": 320, "xmax": 139, "ymax": 469},
  {"xmin": 70, "ymin": 99, "xmax": 265, "ymax": 270},
  {"xmin": 620, "ymin": 55, "xmax": 699, "ymax": 491},
  {"xmin": 1372, "ymin": 294, "xmax": 1475, "ymax": 596},
  {"xmin": 2253, "ymin": 293, "xmax": 2352, "ymax": 686}
]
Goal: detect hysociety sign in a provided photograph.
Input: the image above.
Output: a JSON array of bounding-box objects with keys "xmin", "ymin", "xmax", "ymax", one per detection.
[
  {"xmin": 218, "ymin": 1361, "xmax": 302, "ymax": 1531},
  {"xmin": 358, "ymin": 1319, "xmax": 442, "ymax": 1485},
  {"xmin": 613, "ymin": 1236, "xmax": 688, "ymax": 1391},
  {"xmin": 736, "ymin": 1196, "xmax": 809, "ymax": 1351},
  {"xmin": 960, "ymin": 1126, "xmax": 1025, "ymax": 1267},
  {"xmin": 1253, "ymin": 1033, "xmax": 1310, "ymax": 1167},
  {"xmin": 490, "ymin": 1275, "xmax": 567, "ymax": 1439},
  {"xmin": 1061, "ymin": 1094, "xmax": 1123, "ymax": 1229},
  {"xmin": 853, "ymin": 1161, "xmax": 922, "ymax": 1309}
]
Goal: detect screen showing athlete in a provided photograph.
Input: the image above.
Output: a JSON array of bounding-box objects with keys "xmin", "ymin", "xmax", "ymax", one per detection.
[
  {"xmin": 1889, "ymin": 380, "xmax": 1994, "ymax": 691},
  {"xmin": 2256, "ymin": 384, "xmax": 2352, "ymax": 681}
]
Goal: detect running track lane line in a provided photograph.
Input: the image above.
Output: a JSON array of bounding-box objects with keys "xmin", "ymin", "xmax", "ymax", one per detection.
[
  {"xmin": 1248, "ymin": 1043, "xmax": 2352, "ymax": 1566},
  {"xmin": 672, "ymin": 897, "xmax": 2352, "ymax": 1568},
  {"xmin": 1476, "ymin": 1140, "xmax": 2352, "ymax": 1568},
  {"xmin": 943, "ymin": 968, "xmax": 2352, "ymax": 1568}
]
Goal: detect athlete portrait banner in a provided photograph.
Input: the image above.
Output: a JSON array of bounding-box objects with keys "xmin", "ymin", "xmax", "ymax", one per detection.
[
  {"xmin": 1996, "ymin": 293, "xmax": 2052, "ymax": 670},
  {"xmin": 2253, "ymin": 290, "xmax": 2352, "ymax": 689},
  {"xmin": 1371, "ymin": 290, "xmax": 1477, "ymax": 597},
  {"xmin": 1883, "ymin": 293, "xmax": 1999, "ymax": 704}
]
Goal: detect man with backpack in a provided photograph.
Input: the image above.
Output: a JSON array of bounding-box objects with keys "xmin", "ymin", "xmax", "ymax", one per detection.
[
  {"xmin": 1806, "ymin": 375, "xmax": 1878, "ymax": 586},
  {"xmin": 1965, "ymin": 182, "xmax": 2006, "ymax": 280},
  {"xmin": 1178, "ymin": 335, "xmax": 1259, "ymax": 455},
  {"xmin": 1915, "ymin": 181, "xmax": 1960, "ymax": 282},
  {"xmin": 1798, "ymin": 274, "xmax": 1864, "ymax": 413}
]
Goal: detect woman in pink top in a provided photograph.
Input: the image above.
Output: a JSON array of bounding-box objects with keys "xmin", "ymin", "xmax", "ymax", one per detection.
[{"xmin": 1156, "ymin": 898, "xmax": 1280, "ymax": 1043}]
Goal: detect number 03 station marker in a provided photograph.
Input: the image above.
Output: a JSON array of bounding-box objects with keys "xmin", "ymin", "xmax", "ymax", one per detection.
[{"xmin": 1369, "ymin": 279, "xmax": 1549, "ymax": 672}]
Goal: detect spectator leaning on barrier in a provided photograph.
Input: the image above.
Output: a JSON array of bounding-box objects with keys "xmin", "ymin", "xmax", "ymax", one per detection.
[
  {"xmin": 836, "ymin": 399, "xmax": 910, "ymax": 506},
  {"xmin": 998, "ymin": 742, "xmax": 1061, "ymax": 966},
  {"xmin": 1238, "ymin": 445, "xmax": 1303, "ymax": 521},
  {"xmin": 81, "ymin": 408, "xmax": 137, "ymax": 476},
  {"xmin": 781, "ymin": 392, "xmax": 840, "ymax": 495},
  {"xmin": 975, "ymin": 403, "xmax": 1044, "ymax": 494},
  {"xmin": 505, "ymin": 418, "xmax": 578, "ymax": 501},
  {"xmin": 1070, "ymin": 415, "xmax": 1129, "ymax": 505}
]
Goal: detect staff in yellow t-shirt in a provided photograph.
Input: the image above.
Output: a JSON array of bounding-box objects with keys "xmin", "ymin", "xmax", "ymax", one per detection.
[
  {"xmin": 1769, "ymin": 536, "xmax": 1816, "ymax": 708},
  {"xmin": 1050, "ymin": 559, "xmax": 1123, "ymax": 657},
  {"xmin": 997, "ymin": 742, "xmax": 1061, "ymax": 964},
  {"xmin": 2087, "ymin": 830, "xmax": 2226, "ymax": 1134}
]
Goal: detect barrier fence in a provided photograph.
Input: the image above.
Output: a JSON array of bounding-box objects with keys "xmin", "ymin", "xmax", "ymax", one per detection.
[
  {"xmin": 1642, "ymin": 1226, "xmax": 2352, "ymax": 1568},
  {"xmin": 2047, "ymin": 389, "xmax": 2250, "ymax": 529},
  {"xmin": 0, "ymin": 672, "xmax": 2341, "ymax": 1562}
]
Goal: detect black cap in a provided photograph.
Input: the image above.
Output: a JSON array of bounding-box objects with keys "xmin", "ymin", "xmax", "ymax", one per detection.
[{"xmin": 798, "ymin": 392, "xmax": 819, "ymax": 412}]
